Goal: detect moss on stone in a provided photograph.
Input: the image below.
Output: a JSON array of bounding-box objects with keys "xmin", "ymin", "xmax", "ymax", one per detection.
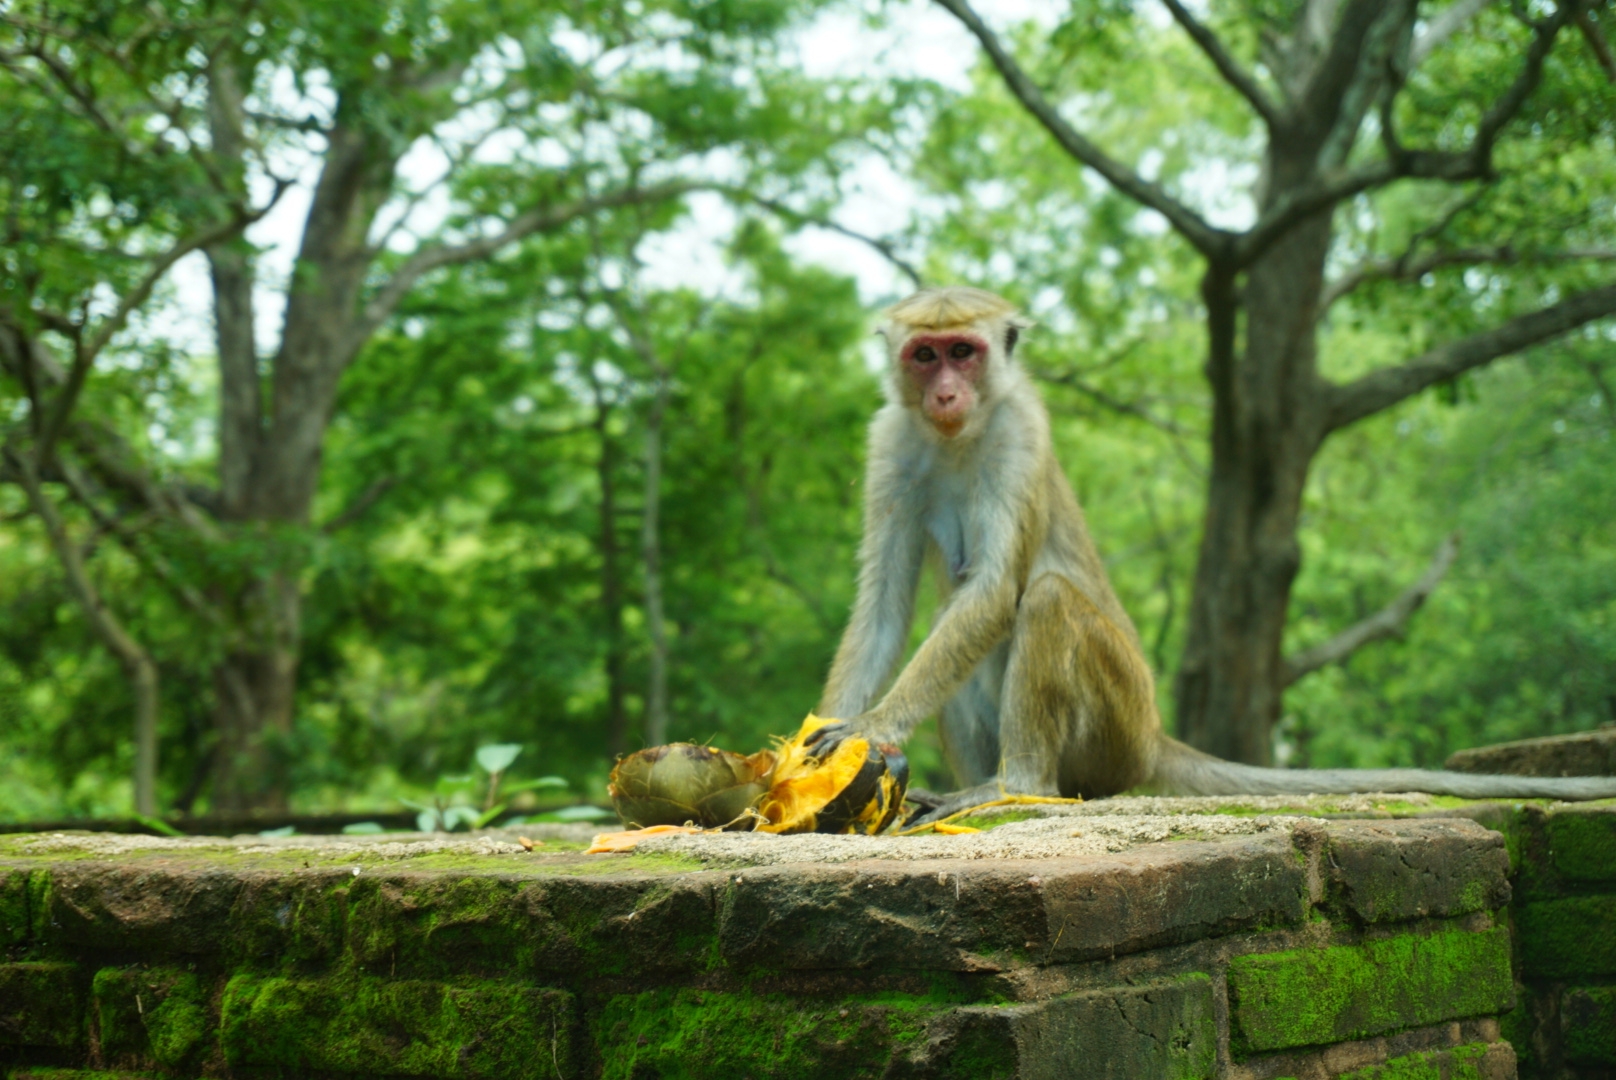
[
  {"xmin": 0, "ymin": 961, "xmax": 82, "ymax": 1048},
  {"xmin": 92, "ymin": 966, "xmax": 208, "ymax": 1068},
  {"xmin": 224, "ymin": 876, "xmax": 350, "ymax": 971},
  {"xmin": 341, "ymin": 870, "xmax": 721, "ymax": 980},
  {"xmin": 1544, "ymin": 810, "xmax": 1616, "ymax": 882},
  {"xmin": 1333, "ymin": 1042, "xmax": 1495, "ymax": 1079},
  {"xmin": 953, "ymin": 809, "xmax": 1044, "ymax": 830},
  {"xmin": 593, "ymin": 986, "xmax": 955, "ymax": 1080},
  {"xmin": 343, "ymin": 875, "xmax": 545, "ymax": 978},
  {"xmin": 26, "ymin": 869, "xmax": 51, "ymax": 942},
  {"xmin": 0, "ymin": 870, "xmax": 27, "ymax": 946},
  {"xmin": 5, "ymin": 1071, "xmax": 155, "ymax": 1080},
  {"xmin": 1226, "ymin": 927, "xmax": 1513, "ymax": 1056},
  {"xmin": 220, "ymin": 972, "xmax": 571, "ymax": 1079},
  {"xmin": 1561, "ymin": 985, "xmax": 1616, "ymax": 1064},
  {"xmin": 1514, "ymin": 895, "xmax": 1616, "ymax": 979}
]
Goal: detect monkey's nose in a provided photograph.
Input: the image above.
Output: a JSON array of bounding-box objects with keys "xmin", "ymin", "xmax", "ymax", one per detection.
[{"xmin": 936, "ymin": 392, "xmax": 956, "ymax": 405}]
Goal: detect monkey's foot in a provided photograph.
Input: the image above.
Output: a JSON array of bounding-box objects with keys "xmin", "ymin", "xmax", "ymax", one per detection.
[{"xmin": 898, "ymin": 791, "xmax": 1082, "ymax": 833}]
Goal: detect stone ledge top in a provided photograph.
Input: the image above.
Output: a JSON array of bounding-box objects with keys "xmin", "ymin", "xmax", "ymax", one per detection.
[{"xmin": 0, "ymin": 792, "xmax": 1512, "ymax": 875}]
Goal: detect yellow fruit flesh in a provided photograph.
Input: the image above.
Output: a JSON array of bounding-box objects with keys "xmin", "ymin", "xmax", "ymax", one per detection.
[{"xmin": 756, "ymin": 714, "xmax": 872, "ymax": 834}]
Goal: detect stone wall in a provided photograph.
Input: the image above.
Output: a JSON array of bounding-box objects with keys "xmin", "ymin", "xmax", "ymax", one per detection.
[
  {"xmin": 1494, "ymin": 802, "xmax": 1616, "ymax": 1078},
  {"xmin": 0, "ymin": 795, "xmax": 1610, "ymax": 1080}
]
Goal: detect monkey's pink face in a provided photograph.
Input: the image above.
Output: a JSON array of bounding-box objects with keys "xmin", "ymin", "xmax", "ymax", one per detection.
[{"xmin": 901, "ymin": 332, "xmax": 988, "ymax": 438}]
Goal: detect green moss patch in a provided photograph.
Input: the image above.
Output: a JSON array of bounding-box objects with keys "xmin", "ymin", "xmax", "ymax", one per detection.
[
  {"xmin": 5, "ymin": 1071, "xmax": 156, "ymax": 1080},
  {"xmin": 1514, "ymin": 895, "xmax": 1616, "ymax": 979},
  {"xmin": 0, "ymin": 961, "xmax": 81, "ymax": 1048},
  {"xmin": 593, "ymin": 987, "xmax": 952, "ymax": 1080},
  {"xmin": 1544, "ymin": 810, "xmax": 1616, "ymax": 882},
  {"xmin": 1562, "ymin": 985, "xmax": 1616, "ymax": 1064},
  {"xmin": 92, "ymin": 966, "xmax": 208, "ymax": 1068},
  {"xmin": 1333, "ymin": 1042, "xmax": 1498, "ymax": 1079},
  {"xmin": 951, "ymin": 809, "xmax": 1045, "ymax": 830},
  {"xmin": 0, "ymin": 870, "xmax": 27, "ymax": 946},
  {"xmin": 220, "ymin": 973, "xmax": 572, "ymax": 1079},
  {"xmin": 1227, "ymin": 927, "xmax": 1513, "ymax": 1055}
]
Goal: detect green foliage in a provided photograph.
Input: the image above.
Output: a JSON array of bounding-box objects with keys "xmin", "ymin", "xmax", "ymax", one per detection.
[{"xmin": 2, "ymin": 0, "xmax": 1614, "ymax": 819}]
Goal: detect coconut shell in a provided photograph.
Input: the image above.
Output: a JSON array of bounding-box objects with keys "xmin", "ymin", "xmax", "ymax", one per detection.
[{"xmin": 608, "ymin": 743, "xmax": 775, "ymax": 829}]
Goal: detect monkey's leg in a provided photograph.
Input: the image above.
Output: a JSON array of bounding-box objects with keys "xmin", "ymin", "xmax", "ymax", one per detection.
[
  {"xmin": 908, "ymin": 578, "xmax": 1081, "ymax": 825},
  {"xmin": 996, "ymin": 574, "xmax": 1085, "ymax": 797},
  {"xmin": 1001, "ymin": 574, "xmax": 1159, "ymax": 800},
  {"xmin": 939, "ymin": 640, "xmax": 1008, "ymax": 788}
]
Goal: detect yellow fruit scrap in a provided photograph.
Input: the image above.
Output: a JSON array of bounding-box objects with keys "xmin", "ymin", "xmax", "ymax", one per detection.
[
  {"xmin": 586, "ymin": 824, "xmax": 707, "ymax": 853},
  {"xmin": 932, "ymin": 823, "xmax": 981, "ymax": 835},
  {"xmin": 895, "ymin": 794, "xmax": 1083, "ymax": 836}
]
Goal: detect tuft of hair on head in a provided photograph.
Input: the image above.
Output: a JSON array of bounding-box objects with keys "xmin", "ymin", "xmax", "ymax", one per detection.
[{"xmin": 883, "ymin": 286, "xmax": 1021, "ymax": 332}]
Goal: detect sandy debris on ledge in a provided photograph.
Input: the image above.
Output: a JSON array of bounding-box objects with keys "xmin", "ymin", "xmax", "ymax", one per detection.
[
  {"xmin": 9, "ymin": 792, "xmax": 1445, "ymax": 865},
  {"xmin": 629, "ymin": 812, "xmax": 1301, "ymax": 865}
]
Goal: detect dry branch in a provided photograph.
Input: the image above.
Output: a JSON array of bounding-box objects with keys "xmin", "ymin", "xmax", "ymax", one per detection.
[{"xmin": 1282, "ymin": 532, "xmax": 1461, "ymax": 687}]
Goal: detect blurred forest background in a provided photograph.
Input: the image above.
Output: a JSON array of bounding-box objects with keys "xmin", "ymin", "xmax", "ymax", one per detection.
[{"xmin": 1, "ymin": 0, "xmax": 1613, "ymax": 824}]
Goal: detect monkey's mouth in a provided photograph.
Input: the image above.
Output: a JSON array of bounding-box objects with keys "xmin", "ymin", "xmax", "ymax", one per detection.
[{"xmin": 930, "ymin": 416, "xmax": 966, "ymax": 438}]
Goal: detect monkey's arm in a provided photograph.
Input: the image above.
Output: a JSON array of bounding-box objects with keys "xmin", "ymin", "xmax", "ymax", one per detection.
[
  {"xmin": 852, "ymin": 568, "xmax": 1018, "ymax": 745},
  {"xmin": 818, "ymin": 490, "xmax": 927, "ymax": 720}
]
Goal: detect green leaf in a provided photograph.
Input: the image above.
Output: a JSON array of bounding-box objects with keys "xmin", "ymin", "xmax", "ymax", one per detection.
[
  {"xmin": 134, "ymin": 814, "xmax": 183, "ymax": 837},
  {"xmin": 542, "ymin": 804, "xmax": 614, "ymax": 822},
  {"xmin": 475, "ymin": 743, "xmax": 523, "ymax": 774},
  {"xmin": 342, "ymin": 821, "xmax": 385, "ymax": 834},
  {"xmin": 504, "ymin": 776, "xmax": 569, "ymax": 793}
]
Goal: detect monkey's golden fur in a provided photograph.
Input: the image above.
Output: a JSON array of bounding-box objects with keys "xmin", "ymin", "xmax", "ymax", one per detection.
[
  {"xmin": 821, "ymin": 286, "xmax": 1616, "ymax": 811},
  {"xmin": 883, "ymin": 286, "xmax": 1019, "ymax": 330}
]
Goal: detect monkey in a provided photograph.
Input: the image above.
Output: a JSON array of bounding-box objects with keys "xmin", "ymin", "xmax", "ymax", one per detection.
[{"xmin": 809, "ymin": 285, "xmax": 1616, "ymax": 820}]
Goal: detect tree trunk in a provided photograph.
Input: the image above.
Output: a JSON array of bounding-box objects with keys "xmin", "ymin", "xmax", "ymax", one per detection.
[
  {"xmin": 641, "ymin": 371, "xmax": 671, "ymax": 748},
  {"xmin": 1173, "ymin": 161, "xmax": 1333, "ymax": 763},
  {"xmin": 208, "ymin": 573, "xmax": 301, "ymax": 812},
  {"xmin": 202, "ymin": 82, "xmax": 394, "ymax": 808},
  {"xmin": 593, "ymin": 385, "xmax": 631, "ymax": 758}
]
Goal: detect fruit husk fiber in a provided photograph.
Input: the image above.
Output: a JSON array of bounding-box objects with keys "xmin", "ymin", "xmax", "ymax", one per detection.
[{"xmin": 756, "ymin": 714, "xmax": 909, "ymax": 834}]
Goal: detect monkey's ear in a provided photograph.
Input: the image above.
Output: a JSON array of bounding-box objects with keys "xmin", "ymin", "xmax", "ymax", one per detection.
[{"xmin": 1004, "ymin": 315, "xmax": 1035, "ymax": 356}]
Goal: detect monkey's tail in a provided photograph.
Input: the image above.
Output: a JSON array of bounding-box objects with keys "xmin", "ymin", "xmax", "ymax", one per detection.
[{"xmin": 1148, "ymin": 736, "xmax": 1616, "ymax": 801}]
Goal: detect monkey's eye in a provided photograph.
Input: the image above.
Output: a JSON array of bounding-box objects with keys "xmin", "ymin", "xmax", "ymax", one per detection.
[
  {"xmin": 949, "ymin": 342, "xmax": 974, "ymax": 359},
  {"xmin": 912, "ymin": 345, "xmax": 937, "ymax": 363}
]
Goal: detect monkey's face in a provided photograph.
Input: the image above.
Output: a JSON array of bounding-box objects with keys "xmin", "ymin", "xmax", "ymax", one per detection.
[{"xmin": 899, "ymin": 331, "xmax": 990, "ymax": 439}]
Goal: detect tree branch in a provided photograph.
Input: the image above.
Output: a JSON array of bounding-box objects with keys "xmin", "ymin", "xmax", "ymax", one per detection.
[
  {"xmin": 321, "ymin": 475, "xmax": 397, "ymax": 534},
  {"xmin": 1410, "ymin": 0, "xmax": 1494, "ymax": 68},
  {"xmin": 56, "ymin": 459, "xmax": 232, "ymax": 638},
  {"xmin": 1282, "ymin": 532, "xmax": 1461, "ymax": 687},
  {"xmin": 37, "ymin": 202, "xmax": 277, "ymax": 459},
  {"xmin": 1033, "ymin": 367, "xmax": 1195, "ymax": 436},
  {"xmin": 1159, "ymin": 0, "xmax": 1285, "ymax": 127},
  {"xmin": 1321, "ymin": 245, "xmax": 1616, "ymax": 310},
  {"xmin": 731, "ymin": 191, "xmax": 924, "ymax": 287},
  {"xmin": 354, "ymin": 180, "xmax": 700, "ymax": 348},
  {"xmin": 1578, "ymin": 6, "xmax": 1616, "ymax": 81},
  {"xmin": 6, "ymin": 444, "xmax": 161, "ymax": 813},
  {"xmin": 932, "ymin": 0, "xmax": 1232, "ymax": 259},
  {"xmin": 1327, "ymin": 279, "xmax": 1616, "ymax": 431},
  {"xmin": 1238, "ymin": 0, "xmax": 1577, "ymax": 267}
]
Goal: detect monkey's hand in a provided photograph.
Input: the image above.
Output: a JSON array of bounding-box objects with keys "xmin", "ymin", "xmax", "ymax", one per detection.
[
  {"xmin": 801, "ymin": 719, "xmax": 856, "ymax": 761},
  {"xmin": 801, "ymin": 715, "xmax": 892, "ymax": 761}
]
